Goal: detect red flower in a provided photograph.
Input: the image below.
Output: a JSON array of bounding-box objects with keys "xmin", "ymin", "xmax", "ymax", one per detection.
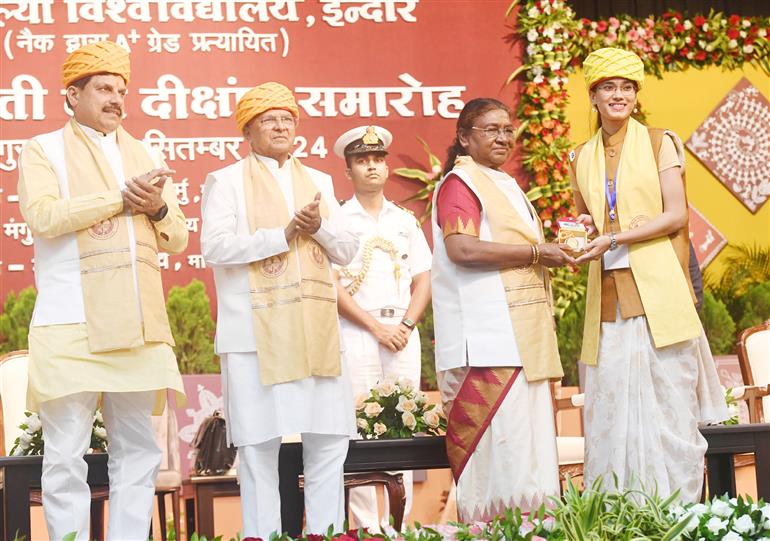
[
  {"xmin": 674, "ymin": 23, "xmax": 685, "ymax": 33},
  {"xmin": 727, "ymin": 28, "xmax": 740, "ymax": 39},
  {"xmin": 729, "ymin": 14, "xmax": 741, "ymax": 26},
  {"xmin": 694, "ymin": 15, "xmax": 706, "ymax": 27},
  {"xmin": 597, "ymin": 20, "xmax": 608, "ymax": 32},
  {"xmin": 695, "ymin": 50, "xmax": 707, "ymax": 61}
]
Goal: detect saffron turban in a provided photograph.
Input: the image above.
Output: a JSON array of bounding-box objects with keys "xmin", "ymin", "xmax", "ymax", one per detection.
[
  {"xmin": 235, "ymin": 82, "xmax": 300, "ymax": 132},
  {"xmin": 583, "ymin": 47, "xmax": 644, "ymax": 90},
  {"xmin": 62, "ymin": 40, "xmax": 131, "ymax": 88}
]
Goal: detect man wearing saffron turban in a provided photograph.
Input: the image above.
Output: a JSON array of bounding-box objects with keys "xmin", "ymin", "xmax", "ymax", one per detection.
[
  {"xmin": 200, "ymin": 82, "xmax": 359, "ymax": 538},
  {"xmin": 569, "ymin": 47, "xmax": 727, "ymax": 501},
  {"xmin": 17, "ymin": 40, "xmax": 188, "ymax": 540}
]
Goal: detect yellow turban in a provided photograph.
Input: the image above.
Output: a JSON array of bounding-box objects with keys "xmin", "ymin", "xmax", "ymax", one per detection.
[
  {"xmin": 583, "ymin": 47, "xmax": 644, "ymax": 90},
  {"xmin": 61, "ymin": 40, "xmax": 130, "ymax": 88},
  {"xmin": 235, "ymin": 82, "xmax": 299, "ymax": 132}
]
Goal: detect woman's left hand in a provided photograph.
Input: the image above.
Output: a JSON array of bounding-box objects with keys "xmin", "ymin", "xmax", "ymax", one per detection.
[{"xmin": 575, "ymin": 235, "xmax": 612, "ymax": 264}]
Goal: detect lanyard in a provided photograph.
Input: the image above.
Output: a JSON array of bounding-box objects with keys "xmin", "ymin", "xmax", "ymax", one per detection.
[{"xmin": 605, "ymin": 173, "xmax": 618, "ymax": 222}]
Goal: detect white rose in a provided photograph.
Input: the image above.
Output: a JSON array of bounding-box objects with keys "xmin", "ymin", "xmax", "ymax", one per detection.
[
  {"xmin": 354, "ymin": 394, "xmax": 366, "ymax": 411},
  {"xmin": 733, "ymin": 514, "xmax": 754, "ymax": 534},
  {"xmin": 729, "ymin": 39, "xmax": 738, "ymax": 49},
  {"xmin": 26, "ymin": 414, "xmax": 42, "ymax": 433},
  {"xmin": 759, "ymin": 28, "xmax": 767, "ymax": 37},
  {"xmin": 527, "ymin": 29, "xmax": 539, "ymax": 42},
  {"xmin": 423, "ymin": 409, "xmax": 440, "ymax": 429},
  {"xmin": 742, "ymin": 19, "xmax": 751, "ymax": 28},
  {"xmin": 541, "ymin": 42, "xmax": 553, "ymax": 52},
  {"xmin": 761, "ymin": 504, "xmax": 770, "ymax": 520},
  {"xmin": 711, "ymin": 499, "xmax": 733, "ymax": 517},
  {"xmin": 743, "ymin": 44, "xmax": 754, "ymax": 54},
  {"xmin": 684, "ymin": 20, "xmax": 693, "ymax": 30},
  {"xmin": 373, "ymin": 422, "xmax": 387, "ymax": 436},
  {"xmin": 397, "ymin": 377, "xmax": 414, "ymax": 393},
  {"xmin": 702, "ymin": 23, "xmax": 709, "ymax": 31},
  {"xmin": 401, "ymin": 411, "xmax": 417, "ymax": 431},
  {"xmin": 552, "ymin": 61, "xmax": 562, "ymax": 71},
  {"xmin": 705, "ymin": 516, "xmax": 728, "ymax": 534},
  {"xmin": 651, "ymin": 43, "xmax": 661, "ymax": 52},
  {"xmin": 740, "ymin": 30, "xmax": 747, "ymax": 38},
  {"xmin": 588, "ymin": 30, "xmax": 597, "ymax": 38},
  {"xmin": 686, "ymin": 51, "xmax": 695, "ymax": 59},
  {"xmin": 377, "ymin": 381, "xmax": 396, "ymax": 397},
  {"xmin": 364, "ymin": 402, "xmax": 384, "ymax": 418},
  {"xmin": 527, "ymin": 6, "xmax": 539, "ymax": 17},
  {"xmin": 526, "ymin": 44, "xmax": 536, "ymax": 55},
  {"xmin": 722, "ymin": 532, "xmax": 742, "ymax": 541},
  {"xmin": 415, "ymin": 391, "xmax": 428, "ymax": 405},
  {"xmin": 706, "ymin": 44, "xmax": 714, "ymax": 52},
  {"xmin": 20, "ymin": 432, "xmax": 33, "ymax": 447},
  {"xmin": 356, "ymin": 418, "xmax": 369, "ymax": 430},
  {"xmin": 93, "ymin": 426, "xmax": 107, "ymax": 440},
  {"xmin": 396, "ymin": 395, "xmax": 417, "ymax": 413}
]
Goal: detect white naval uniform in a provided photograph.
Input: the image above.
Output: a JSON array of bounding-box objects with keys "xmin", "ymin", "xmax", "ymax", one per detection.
[
  {"xmin": 335, "ymin": 196, "xmax": 432, "ymax": 531},
  {"xmin": 201, "ymin": 153, "xmax": 358, "ymax": 539},
  {"xmin": 22, "ymin": 122, "xmax": 174, "ymax": 541}
]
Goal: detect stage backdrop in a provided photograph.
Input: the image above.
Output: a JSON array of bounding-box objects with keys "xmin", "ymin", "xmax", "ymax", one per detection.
[{"xmin": 0, "ymin": 0, "xmax": 522, "ymax": 304}]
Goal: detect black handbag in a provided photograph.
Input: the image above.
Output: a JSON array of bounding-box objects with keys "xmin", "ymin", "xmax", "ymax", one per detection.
[{"xmin": 191, "ymin": 410, "xmax": 237, "ymax": 476}]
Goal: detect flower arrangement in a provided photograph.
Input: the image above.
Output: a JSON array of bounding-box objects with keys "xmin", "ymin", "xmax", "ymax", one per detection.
[
  {"xmin": 9, "ymin": 409, "xmax": 108, "ymax": 456},
  {"xmin": 672, "ymin": 495, "xmax": 770, "ymax": 540},
  {"xmin": 355, "ymin": 376, "xmax": 446, "ymax": 439}
]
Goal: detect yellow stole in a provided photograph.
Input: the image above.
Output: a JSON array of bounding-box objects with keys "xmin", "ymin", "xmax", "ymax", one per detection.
[
  {"xmin": 243, "ymin": 154, "xmax": 341, "ymax": 385},
  {"xmin": 575, "ymin": 118, "xmax": 701, "ymax": 365},
  {"xmin": 455, "ymin": 157, "xmax": 563, "ymax": 381},
  {"xmin": 64, "ymin": 119, "xmax": 173, "ymax": 352}
]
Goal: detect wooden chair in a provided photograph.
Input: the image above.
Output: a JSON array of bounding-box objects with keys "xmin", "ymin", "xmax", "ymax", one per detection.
[{"xmin": 734, "ymin": 319, "xmax": 770, "ymax": 423}]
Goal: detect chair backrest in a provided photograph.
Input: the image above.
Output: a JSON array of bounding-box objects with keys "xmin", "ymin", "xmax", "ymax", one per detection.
[
  {"xmin": 0, "ymin": 350, "xmax": 30, "ymax": 455},
  {"xmin": 738, "ymin": 320, "xmax": 770, "ymax": 416}
]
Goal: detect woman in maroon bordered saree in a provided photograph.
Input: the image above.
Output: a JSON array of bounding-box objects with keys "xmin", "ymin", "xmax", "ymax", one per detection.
[{"xmin": 430, "ymin": 98, "xmax": 574, "ymax": 521}]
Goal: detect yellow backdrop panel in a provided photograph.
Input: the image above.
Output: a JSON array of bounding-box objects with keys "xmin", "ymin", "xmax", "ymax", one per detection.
[{"xmin": 565, "ymin": 65, "xmax": 770, "ymax": 275}]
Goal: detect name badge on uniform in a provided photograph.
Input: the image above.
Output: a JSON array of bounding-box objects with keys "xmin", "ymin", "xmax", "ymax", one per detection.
[{"xmin": 603, "ymin": 245, "xmax": 630, "ymax": 270}]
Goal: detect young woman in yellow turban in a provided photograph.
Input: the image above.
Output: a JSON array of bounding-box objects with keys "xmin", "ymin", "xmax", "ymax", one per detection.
[{"xmin": 568, "ymin": 47, "xmax": 727, "ymax": 502}]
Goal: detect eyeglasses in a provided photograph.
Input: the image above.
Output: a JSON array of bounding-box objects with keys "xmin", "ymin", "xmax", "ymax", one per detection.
[
  {"xmin": 259, "ymin": 115, "xmax": 296, "ymax": 128},
  {"xmin": 595, "ymin": 82, "xmax": 637, "ymax": 95},
  {"xmin": 470, "ymin": 126, "xmax": 516, "ymax": 139}
]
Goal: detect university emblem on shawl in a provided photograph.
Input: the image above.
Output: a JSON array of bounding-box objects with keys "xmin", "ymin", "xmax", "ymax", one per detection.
[
  {"xmin": 260, "ymin": 254, "xmax": 288, "ymax": 278},
  {"xmin": 88, "ymin": 217, "xmax": 119, "ymax": 240}
]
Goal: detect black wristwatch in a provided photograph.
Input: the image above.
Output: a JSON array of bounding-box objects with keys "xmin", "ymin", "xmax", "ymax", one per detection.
[
  {"xmin": 400, "ymin": 317, "xmax": 416, "ymax": 330},
  {"xmin": 149, "ymin": 204, "xmax": 169, "ymax": 222}
]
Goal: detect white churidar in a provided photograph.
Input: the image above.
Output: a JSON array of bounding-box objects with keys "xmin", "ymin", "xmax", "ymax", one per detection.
[
  {"xmin": 237, "ymin": 433, "xmax": 348, "ymax": 539},
  {"xmin": 583, "ymin": 315, "xmax": 729, "ymax": 502},
  {"xmin": 39, "ymin": 391, "xmax": 160, "ymax": 541}
]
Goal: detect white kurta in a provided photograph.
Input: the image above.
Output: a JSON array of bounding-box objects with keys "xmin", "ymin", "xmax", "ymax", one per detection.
[{"xmin": 201, "ymin": 153, "xmax": 358, "ymax": 445}]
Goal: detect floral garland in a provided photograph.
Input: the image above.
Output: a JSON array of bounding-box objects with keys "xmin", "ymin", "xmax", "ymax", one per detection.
[{"xmin": 510, "ymin": 0, "xmax": 770, "ymax": 236}]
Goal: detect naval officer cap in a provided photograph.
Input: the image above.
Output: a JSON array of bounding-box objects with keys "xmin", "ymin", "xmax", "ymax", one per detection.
[{"xmin": 333, "ymin": 125, "xmax": 393, "ymax": 159}]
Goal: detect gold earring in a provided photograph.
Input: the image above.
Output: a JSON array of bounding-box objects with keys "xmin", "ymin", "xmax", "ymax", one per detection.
[{"xmin": 633, "ymin": 106, "xmax": 639, "ymax": 113}]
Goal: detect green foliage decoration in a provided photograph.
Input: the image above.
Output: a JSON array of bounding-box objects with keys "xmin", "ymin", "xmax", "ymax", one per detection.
[
  {"xmin": 0, "ymin": 287, "xmax": 36, "ymax": 354},
  {"xmin": 699, "ymin": 290, "xmax": 737, "ymax": 355},
  {"xmin": 735, "ymin": 281, "xmax": 770, "ymax": 333},
  {"xmin": 166, "ymin": 279, "xmax": 219, "ymax": 374}
]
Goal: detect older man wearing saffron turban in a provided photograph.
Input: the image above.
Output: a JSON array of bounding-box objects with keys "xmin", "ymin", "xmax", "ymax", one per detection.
[
  {"xmin": 201, "ymin": 82, "xmax": 359, "ymax": 538},
  {"xmin": 17, "ymin": 41, "xmax": 187, "ymax": 540},
  {"xmin": 568, "ymin": 47, "xmax": 727, "ymax": 501}
]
